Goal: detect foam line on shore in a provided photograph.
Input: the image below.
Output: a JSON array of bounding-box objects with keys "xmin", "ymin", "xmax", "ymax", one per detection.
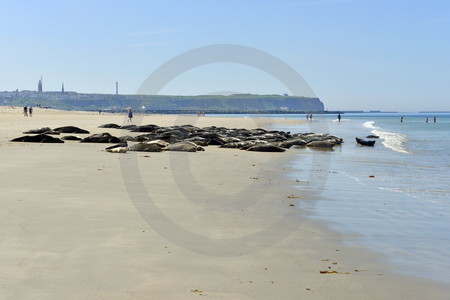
[{"xmin": 363, "ymin": 121, "xmax": 410, "ymax": 154}]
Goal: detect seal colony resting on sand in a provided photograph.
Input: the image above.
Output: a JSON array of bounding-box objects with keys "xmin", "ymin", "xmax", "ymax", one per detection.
[
  {"xmin": 96, "ymin": 123, "xmax": 343, "ymax": 153},
  {"xmin": 11, "ymin": 123, "xmax": 344, "ymax": 152},
  {"xmin": 12, "ymin": 126, "xmax": 90, "ymax": 143},
  {"xmin": 21, "ymin": 126, "xmax": 90, "ymax": 136}
]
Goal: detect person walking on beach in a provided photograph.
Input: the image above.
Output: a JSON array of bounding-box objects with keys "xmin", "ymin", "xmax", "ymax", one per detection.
[
  {"xmin": 127, "ymin": 108, "xmax": 133, "ymax": 122},
  {"xmin": 29, "ymin": 107, "xmax": 33, "ymax": 117},
  {"xmin": 23, "ymin": 106, "xmax": 28, "ymax": 117},
  {"xmin": 338, "ymin": 113, "xmax": 341, "ymax": 122}
]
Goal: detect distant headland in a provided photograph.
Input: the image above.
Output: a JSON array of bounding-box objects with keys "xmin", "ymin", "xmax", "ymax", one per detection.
[
  {"xmin": 0, "ymin": 77, "xmax": 330, "ymax": 113},
  {"xmin": 0, "ymin": 89, "xmax": 325, "ymax": 113}
]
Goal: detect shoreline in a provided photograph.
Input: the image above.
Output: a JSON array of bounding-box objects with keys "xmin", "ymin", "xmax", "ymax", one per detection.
[
  {"xmin": 1, "ymin": 106, "xmax": 449, "ymax": 299},
  {"xmin": 282, "ymin": 113, "xmax": 450, "ymax": 284}
]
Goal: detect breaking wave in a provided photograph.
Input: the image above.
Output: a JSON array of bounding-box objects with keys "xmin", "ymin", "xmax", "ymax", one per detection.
[{"xmin": 363, "ymin": 121, "xmax": 410, "ymax": 154}]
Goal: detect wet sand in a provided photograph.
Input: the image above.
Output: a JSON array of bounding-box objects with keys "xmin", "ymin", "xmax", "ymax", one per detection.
[{"xmin": 1, "ymin": 106, "xmax": 449, "ymax": 299}]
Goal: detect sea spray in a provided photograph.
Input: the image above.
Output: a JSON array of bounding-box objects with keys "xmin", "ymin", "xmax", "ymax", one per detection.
[{"xmin": 363, "ymin": 121, "xmax": 410, "ymax": 154}]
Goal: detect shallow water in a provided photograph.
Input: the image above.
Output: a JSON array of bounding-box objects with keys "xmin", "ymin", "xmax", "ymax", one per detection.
[
  {"xmin": 212, "ymin": 112, "xmax": 450, "ymax": 283},
  {"xmin": 293, "ymin": 113, "xmax": 450, "ymax": 283}
]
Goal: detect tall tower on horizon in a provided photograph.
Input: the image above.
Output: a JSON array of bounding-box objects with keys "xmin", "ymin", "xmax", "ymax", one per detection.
[
  {"xmin": 116, "ymin": 81, "xmax": 118, "ymax": 95},
  {"xmin": 38, "ymin": 76, "xmax": 43, "ymax": 92},
  {"xmin": 62, "ymin": 82, "xmax": 65, "ymax": 94}
]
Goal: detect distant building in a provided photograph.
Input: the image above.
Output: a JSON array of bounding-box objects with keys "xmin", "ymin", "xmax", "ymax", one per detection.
[
  {"xmin": 62, "ymin": 82, "xmax": 64, "ymax": 94},
  {"xmin": 38, "ymin": 76, "xmax": 43, "ymax": 92},
  {"xmin": 116, "ymin": 81, "xmax": 118, "ymax": 95}
]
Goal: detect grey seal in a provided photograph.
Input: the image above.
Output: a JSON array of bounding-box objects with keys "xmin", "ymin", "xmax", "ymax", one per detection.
[{"xmin": 11, "ymin": 134, "xmax": 64, "ymax": 143}]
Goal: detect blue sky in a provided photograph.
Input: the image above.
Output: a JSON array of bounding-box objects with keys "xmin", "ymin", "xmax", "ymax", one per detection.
[{"xmin": 1, "ymin": 0, "xmax": 449, "ymax": 111}]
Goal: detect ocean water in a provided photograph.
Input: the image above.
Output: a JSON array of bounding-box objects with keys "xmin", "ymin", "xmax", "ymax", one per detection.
[
  {"xmin": 297, "ymin": 113, "xmax": 450, "ymax": 283},
  {"xmin": 212, "ymin": 113, "xmax": 450, "ymax": 283}
]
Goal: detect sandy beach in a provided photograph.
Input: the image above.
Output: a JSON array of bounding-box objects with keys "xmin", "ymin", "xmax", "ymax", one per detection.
[{"xmin": 1, "ymin": 106, "xmax": 449, "ymax": 299}]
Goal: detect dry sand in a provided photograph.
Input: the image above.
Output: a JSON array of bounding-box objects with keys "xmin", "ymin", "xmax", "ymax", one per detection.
[{"xmin": 1, "ymin": 106, "xmax": 449, "ymax": 299}]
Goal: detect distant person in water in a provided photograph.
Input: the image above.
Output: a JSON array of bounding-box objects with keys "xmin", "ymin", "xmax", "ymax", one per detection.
[
  {"xmin": 338, "ymin": 113, "xmax": 341, "ymax": 122},
  {"xmin": 434, "ymin": 117, "xmax": 436, "ymax": 123},
  {"xmin": 28, "ymin": 107, "xmax": 33, "ymax": 117},
  {"xmin": 23, "ymin": 106, "xmax": 28, "ymax": 117},
  {"xmin": 400, "ymin": 116, "xmax": 403, "ymax": 123},
  {"xmin": 426, "ymin": 117, "xmax": 429, "ymax": 123},
  {"xmin": 309, "ymin": 113, "xmax": 313, "ymax": 121},
  {"xmin": 128, "ymin": 108, "xmax": 133, "ymax": 122}
]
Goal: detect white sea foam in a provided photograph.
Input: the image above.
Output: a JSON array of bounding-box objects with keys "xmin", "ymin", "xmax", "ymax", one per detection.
[
  {"xmin": 363, "ymin": 121, "xmax": 410, "ymax": 154},
  {"xmin": 363, "ymin": 121, "xmax": 377, "ymax": 129}
]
